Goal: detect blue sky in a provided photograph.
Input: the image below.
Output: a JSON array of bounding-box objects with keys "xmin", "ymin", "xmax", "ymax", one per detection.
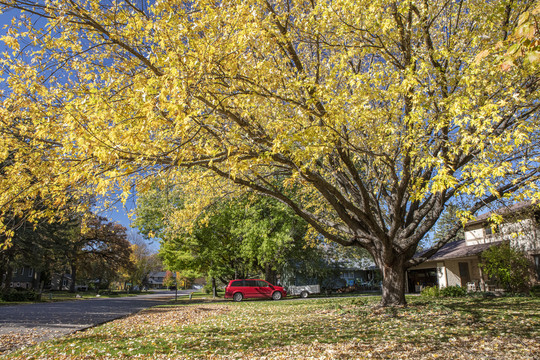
[
  {"xmin": 95, "ymin": 194, "xmax": 138, "ymax": 234},
  {"xmin": 95, "ymin": 195, "xmax": 161, "ymax": 252}
]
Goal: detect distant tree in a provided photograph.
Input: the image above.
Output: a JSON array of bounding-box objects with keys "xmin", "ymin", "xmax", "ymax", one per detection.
[
  {"xmin": 126, "ymin": 232, "xmax": 162, "ymax": 289},
  {"xmin": 65, "ymin": 214, "xmax": 133, "ymax": 292},
  {"xmin": 135, "ymin": 183, "xmax": 314, "ymax": 286},
  {"xmin": 432, "ymin": 205, "xmax": 465, "ymax": 244},
  {"xmin": 0, "ymin": 210, "xmax": 81, "ymax": 291},
  {"xmin": 480, "ymin": 243, "xmax": 531, "ymax": 292},
  {"xmin": 162, "ymin": 270, "xmax": 175, "ymax": 289}
]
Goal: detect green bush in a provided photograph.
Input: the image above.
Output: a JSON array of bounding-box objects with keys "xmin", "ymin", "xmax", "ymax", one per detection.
[
  {"xmin": 203, "ymin": 282, "xmax": 214, "ymax": 294},
  {"xmin": 530, "ymin": 285, "xmax": 540, "ymax": 298},
  {"xmin": 480, "ymin": 243, "xmax": 531, "ymax": 293},
  {"xmin": 420, "ymin": 286, "xmax": 439, "ymax": 297},
  {"xmin": 440, "ymin": 285, "xmax": 467, "ymax": 297},
  {"xmin": 0, "ymin": 289, "xmax": 39, "ymax": 302}
]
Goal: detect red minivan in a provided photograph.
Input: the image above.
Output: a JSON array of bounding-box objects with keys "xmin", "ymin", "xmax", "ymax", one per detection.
[{"xmin": 225, "ymin": 279, "xmax": 287, "ymax": 302}]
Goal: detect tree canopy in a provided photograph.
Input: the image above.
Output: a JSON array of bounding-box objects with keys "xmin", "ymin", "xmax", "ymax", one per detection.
[
  {"xmin": 71, "ymin": 213, "xmax": 133, "ymax": 291},
  {"xmin": 134, "ymin": 184, "xmax": 312, "ymax": 284},
  {"xmin": 1, "ymin": 0, "xmax": 539, "ymax": 305}
]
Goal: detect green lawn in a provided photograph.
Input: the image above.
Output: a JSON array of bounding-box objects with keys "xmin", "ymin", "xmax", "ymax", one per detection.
[{"xmin": 3, "ymin": 296, "xmax": 539, "ymax": 359}]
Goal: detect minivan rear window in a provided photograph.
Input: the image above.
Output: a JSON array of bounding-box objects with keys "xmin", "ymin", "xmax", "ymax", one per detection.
[{"xmin": 230, "ymin": 280, "xmax": 243, "ymax": 287}]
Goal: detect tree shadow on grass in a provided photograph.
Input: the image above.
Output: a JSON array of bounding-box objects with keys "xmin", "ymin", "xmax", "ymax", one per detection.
[{"xmin": 433, "ymin": 298, "xmax": 540, "ymax": 338}]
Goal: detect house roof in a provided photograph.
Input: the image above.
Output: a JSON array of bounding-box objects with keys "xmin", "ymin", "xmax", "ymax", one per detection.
[
  {"xmin": 148, "ymin": 271, "xmax": 167, "ymax": 277},
  {"xmin": 419, "ymin": 239, "xmax": 504, "ymax": 261},
  {"xmin": 466, "ymin": 201, "xmax": 535, "ymax": 226}
]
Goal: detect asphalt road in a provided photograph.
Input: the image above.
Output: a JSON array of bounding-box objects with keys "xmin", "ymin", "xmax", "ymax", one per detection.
[{"xmin": 0, "ymin": 290, "xmax": 192, "ymax": 348}]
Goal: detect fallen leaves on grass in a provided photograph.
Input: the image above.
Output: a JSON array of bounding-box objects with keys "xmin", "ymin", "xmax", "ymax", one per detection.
[
  {"xmin": 0, "ymin": 331, "xmax": 39, "ymax": 355},
  {"xmin": 3, "ymin": 297, "xmax": 539, "ymax": 360},
  {"xmin": 0, "ymin": 327, "xmax": 73, "ymax": 356}
]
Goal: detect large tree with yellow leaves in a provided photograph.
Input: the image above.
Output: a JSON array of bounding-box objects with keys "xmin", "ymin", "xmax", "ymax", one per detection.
[{"xmin": 1, "ymin": 0, "xmax": 539, "ymax": 306}]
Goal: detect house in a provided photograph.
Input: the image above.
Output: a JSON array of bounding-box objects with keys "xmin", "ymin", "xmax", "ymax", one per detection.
[
  {"xmin": 147, "ymin": 271, "xmax": 167, "ymax": 289},
  {"xmin": 328, "ymin": 257, "xmax": 380, "ymax": 290},
  {"xmin": 8, "ymin": 266, "xmax": 40, "ymax": 290},
  {"xmin": 281, "ymin": 242, "xmax": 380, "ymax": 291},
  {"xmin": 50, "ymin": 273, "xmax": 73, "ymax": 291},
  {"xmin": 407, "ymin": 201, "xmax": 540, "ymax": 293}
]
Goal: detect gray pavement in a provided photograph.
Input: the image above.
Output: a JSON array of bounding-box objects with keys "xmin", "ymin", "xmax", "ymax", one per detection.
[{"xmin": 0, "ymin": 290, "xmax": 193, "ymax": 351}]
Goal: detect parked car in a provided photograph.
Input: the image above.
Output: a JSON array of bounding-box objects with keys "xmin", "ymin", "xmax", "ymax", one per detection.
[{"xmin": 225, "ymin": 279, "xmax": 287, "ymax": 302}]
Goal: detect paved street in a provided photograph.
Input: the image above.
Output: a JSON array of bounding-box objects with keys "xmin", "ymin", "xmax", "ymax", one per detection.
[{"xmin": 0, "ymin": 290, "xmax": 192, "ymax": 352}]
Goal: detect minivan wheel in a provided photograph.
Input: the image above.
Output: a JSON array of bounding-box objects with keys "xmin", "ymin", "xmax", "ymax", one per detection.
[
  {"xmin": 300, "ymin": 290, "xmax": 309, "ymax": 298},
  {"xmin": 272, "ymin": 291, "xmax": 282, "ymax": 300},
  {"xmin": 233, "ymin": 292, "xmax": 243, "ymax": 302}
]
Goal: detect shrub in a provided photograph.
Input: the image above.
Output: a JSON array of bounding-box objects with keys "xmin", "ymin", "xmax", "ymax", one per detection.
[
  {"xmin": 0, "ymin": 289, "xmax": 39, "ymax": 302},
  {"xmin": 440, "ymin": 285, "xmax": 467, "ymax": 297},
  {"xmin": 203, "ymin": 282, "xmax": 213, "ymax": 294},
  {"xmin": 480, "ymin": 243, "xmax": 531, "ymax": 293},
  {"xmin": 420, "ymin": 286, "xmax": 439, "ymax": 297},
  {"xmin": 530, "ymin": 285, "xmax": 540, "ymax": 298}
]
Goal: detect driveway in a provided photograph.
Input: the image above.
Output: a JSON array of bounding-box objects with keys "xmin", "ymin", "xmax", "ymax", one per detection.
[{"xmin": 0, "ymin": 290, "xmax": 192, "ymax": 354}]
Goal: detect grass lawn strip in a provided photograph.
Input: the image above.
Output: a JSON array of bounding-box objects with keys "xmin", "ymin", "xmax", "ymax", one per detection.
[{"xmin": 3, "ymin": 297, "xmax": 539, "ymax": 359}]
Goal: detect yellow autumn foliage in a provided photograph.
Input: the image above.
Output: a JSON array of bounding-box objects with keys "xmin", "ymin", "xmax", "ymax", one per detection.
[{"xmin": 0, "ymin": 0, "xmax": 539, "ymax": 304}]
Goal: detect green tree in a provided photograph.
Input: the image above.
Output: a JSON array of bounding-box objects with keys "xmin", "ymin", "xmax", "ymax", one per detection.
[
  {"xmin": 480, "ymin": 243, "xmax": 531, "ymax": 293},
  {"xmin": 430, "ymin": 205, "xmax": 465, "ymax": 246},
  {"xmin": 136, "ymin": 185, "xmax": 312, "ymax": 286},
  {"xmin": 1, "ymin": 0, "xmax": 540, "ymax": 306},
  {"xmin": 0, "ymin": 200, "xmax": 87, "ymax": 291}
]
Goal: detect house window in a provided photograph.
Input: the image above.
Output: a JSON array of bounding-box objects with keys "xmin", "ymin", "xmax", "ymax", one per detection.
[
  {"xmin": 534, "ymin": 255, "xmax": 540, "ymax": 281},
  {"xmin": 484, "ymin": 223, "xmax": 499, "ymax": 236},
  {"xmin": 28, "ymin": 268, "xmax": 33, "ymax": 278}
]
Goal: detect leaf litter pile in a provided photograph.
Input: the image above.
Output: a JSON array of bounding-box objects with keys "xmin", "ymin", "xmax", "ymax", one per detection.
[{"xmin": 3, "ymin": 296, "xmax": 539, "ymax": 359}]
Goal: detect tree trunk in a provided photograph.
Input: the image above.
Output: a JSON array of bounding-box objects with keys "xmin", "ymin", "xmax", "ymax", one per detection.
[
  {"xmin": 211, "ymin": 277, "xmax": 217, "ymax": 299},
  {"xmin": 265, "ymin": 264, "xmax": 277, "ymax": 284},
  {"xmin": 0, "ymin": 255, "xmax": 6, "ymax": 290},
  {"xmin": 69, "ymin": 264, "xmax": 77, "ymax": 293},
  {"xmin": 58, "ymin": 273, "xmax": 64, "ymax": 290},
  {"xmin": 380, "ymin": 260, "xmax": 407, "ymax": 307},
  {"xmin": 2, "ymin": 265, "xmax": 13, "ymax": 291}
]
